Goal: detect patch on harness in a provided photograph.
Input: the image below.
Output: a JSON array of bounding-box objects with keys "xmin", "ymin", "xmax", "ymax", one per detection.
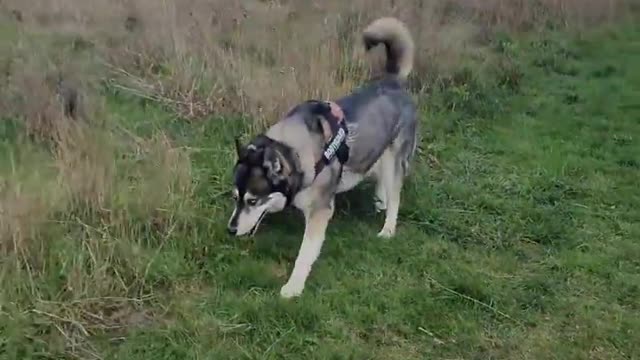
[{"xmin": 322, "ymin": 125, "xmax": 347, "ymax": 163}]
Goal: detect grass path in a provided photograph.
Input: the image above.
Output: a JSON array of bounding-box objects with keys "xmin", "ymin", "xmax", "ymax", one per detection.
[{"xmin": 2, "ymin": 23, "xmax": 639, "ymax": 360}]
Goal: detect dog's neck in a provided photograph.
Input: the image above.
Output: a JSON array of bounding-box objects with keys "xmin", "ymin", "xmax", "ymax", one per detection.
[
  {"xmin": 265, "ymin": 136, "xmax": 305, "ymax": 205},
  {"xmin": 260, "ymin": 100, "xmax": 349, "ymax": 202}
]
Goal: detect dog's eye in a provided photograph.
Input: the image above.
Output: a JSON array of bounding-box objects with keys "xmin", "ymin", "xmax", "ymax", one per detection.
[
  {"xmin": 232, "ymin": 192, "xmax": 239, "ymax": 200},
  {"xmin": 246, "ymin": 198, "xmax": 258, "ymax": 206}
]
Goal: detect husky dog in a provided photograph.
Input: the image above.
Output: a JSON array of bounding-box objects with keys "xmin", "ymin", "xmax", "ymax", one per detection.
[{"xmin": 228, "ymin": 17, "xmax": 418, "ymax": 298}]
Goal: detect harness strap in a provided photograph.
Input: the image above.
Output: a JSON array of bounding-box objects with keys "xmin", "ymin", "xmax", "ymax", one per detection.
[{"xmin": 314, "ymin": 101, "xmax": 350, "ymax": 178}]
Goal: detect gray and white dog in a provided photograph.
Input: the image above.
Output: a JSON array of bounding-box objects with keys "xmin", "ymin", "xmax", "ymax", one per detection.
[{"xmin": 228, "ymin": 17, "xmax": 418, "ymax": 298}]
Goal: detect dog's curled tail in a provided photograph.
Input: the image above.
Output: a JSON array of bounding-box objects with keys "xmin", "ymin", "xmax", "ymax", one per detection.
[{"xmin": 363, "ymin": 17, "xmax": 415, "ymax": 81}]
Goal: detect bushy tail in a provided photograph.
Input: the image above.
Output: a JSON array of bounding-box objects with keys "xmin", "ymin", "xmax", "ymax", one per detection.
[{"xmin": 363, "ymin": 17, "xmax": 415, "ymax": 81}]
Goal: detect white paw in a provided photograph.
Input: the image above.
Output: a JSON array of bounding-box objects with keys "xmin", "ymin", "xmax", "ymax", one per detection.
[
  {"xmin": 377, "ymin": 227, "xmax": 395, "ymax": 238},
  {"xmin": 280, "ymin": 282, "xmax": 304, "ymax": 299}
]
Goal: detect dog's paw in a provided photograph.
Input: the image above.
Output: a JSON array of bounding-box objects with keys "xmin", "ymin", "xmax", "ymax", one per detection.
[
  {"xmin": 280, "ymin": 282, "xmax": 304, "ymax": 299},
  {"xmin": 377, "ymin": 227, "xmax": 395, "ymax": 238}
]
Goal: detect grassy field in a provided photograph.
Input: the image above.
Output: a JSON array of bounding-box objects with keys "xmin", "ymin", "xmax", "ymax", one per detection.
[{"xmin": 1, "ymin": 1, "xmax": 640, "ymax": 359}]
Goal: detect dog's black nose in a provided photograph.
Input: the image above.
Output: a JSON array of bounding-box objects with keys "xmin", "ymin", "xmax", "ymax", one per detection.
[{"xmin": 227, "ymin": 226, "xmax": 237, "ymax": 235}]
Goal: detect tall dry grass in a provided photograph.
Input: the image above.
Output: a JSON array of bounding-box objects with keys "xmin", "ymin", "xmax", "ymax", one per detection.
[
  {"xmin": 0, "ymin": 117, "xmax": 194, "ymax": 358},
  {"xmin": 2, "ymin": 0, "xmax": 631, "ymax": 126},
  {"xmin": 0, "ymin": 13, "xmax": 194, "ymax": 356}
]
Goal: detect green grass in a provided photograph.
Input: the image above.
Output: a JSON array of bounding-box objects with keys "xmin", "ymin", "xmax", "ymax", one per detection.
[{"xmin": 2, "ymin": 23, "xmax": 640, "ymax": 359}]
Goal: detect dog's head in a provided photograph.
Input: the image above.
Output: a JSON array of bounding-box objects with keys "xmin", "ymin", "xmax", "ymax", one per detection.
[{"xmin": 227, "ymin": 135, "xmax": 298, "ymax": 236}]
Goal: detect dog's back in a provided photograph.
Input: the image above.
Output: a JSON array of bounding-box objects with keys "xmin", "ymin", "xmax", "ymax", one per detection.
[{"xmin": 337, "ymin": 18, "xmax": 418, "ymax": 175}]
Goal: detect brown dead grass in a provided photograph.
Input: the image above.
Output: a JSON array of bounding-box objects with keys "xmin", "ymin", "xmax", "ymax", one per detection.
[
  {"xmin": 0, "ymin": 122, "xmax": 192, "ymax": 357},
  {"xmin": 0, "ymin": 27, "xmax": 193, "ymax": 355},
  {"xmin": 2, "ymin": 0, "xmax": 631, "ymax": 127}
]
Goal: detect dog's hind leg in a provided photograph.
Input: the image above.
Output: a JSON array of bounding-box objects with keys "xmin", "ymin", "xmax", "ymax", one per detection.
[
  {"xmin": 280, "ymin": 202, "xmax": 334, "ymax": 298},
  {"xmin": 374, "ymin": 180, "xmax": 387, "ymax": 213},
  {"xmin": 377, "ymin": 112, "xmax": 417, "ymax": 237},
  {"xmin": 369, "ymin": 157, "xmax": 387, "ymax": 213},
  {"xmin": 377, "ymin": 149, "xmax": 403, "ymax": 238}
]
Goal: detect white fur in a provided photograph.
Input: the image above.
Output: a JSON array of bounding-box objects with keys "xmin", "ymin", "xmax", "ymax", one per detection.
[
  {"xmin": 374, "ymin": 149, "xmax": 402, "ymax": 238},
  {"xmin": 281, "ymin": 193, "xmax": 334, "ymax": 298}
]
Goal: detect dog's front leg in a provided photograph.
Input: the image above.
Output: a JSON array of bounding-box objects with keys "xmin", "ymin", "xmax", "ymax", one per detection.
[{"xmin": 280, "ymin": 204, "xmax": 334, "ymax": 298}]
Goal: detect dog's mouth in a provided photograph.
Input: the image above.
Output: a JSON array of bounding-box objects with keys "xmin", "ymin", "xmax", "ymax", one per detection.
[{"xmin": 249, "ymin": 211, "xmax": 268, "ymax": 236}]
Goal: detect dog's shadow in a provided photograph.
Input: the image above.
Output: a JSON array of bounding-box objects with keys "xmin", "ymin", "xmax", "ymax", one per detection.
[{"xmin": 254, "ymin": 182, "xmax": 379, "ymax": 261}]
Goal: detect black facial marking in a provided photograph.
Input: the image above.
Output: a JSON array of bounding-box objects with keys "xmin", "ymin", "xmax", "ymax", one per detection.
[{"xmin": 232, "ymin": 134, "xmax": 303, "ymax": 206}]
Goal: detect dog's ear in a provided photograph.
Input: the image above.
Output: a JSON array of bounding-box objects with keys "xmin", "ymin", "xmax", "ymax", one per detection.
[
  {"xmin": 236, "ymin": 137, "xmax": 265, "ymax": 165},
  {"xmin": 234, "ymin": 137, "xmax": 246, "ymax": 160},
  {"xmin": 246, "ymin": 144, "xmax": 264, "ymax": 165},
  {"xmin": 263, "ymin": 147, "xmax": 290, "ymax": 184}
]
